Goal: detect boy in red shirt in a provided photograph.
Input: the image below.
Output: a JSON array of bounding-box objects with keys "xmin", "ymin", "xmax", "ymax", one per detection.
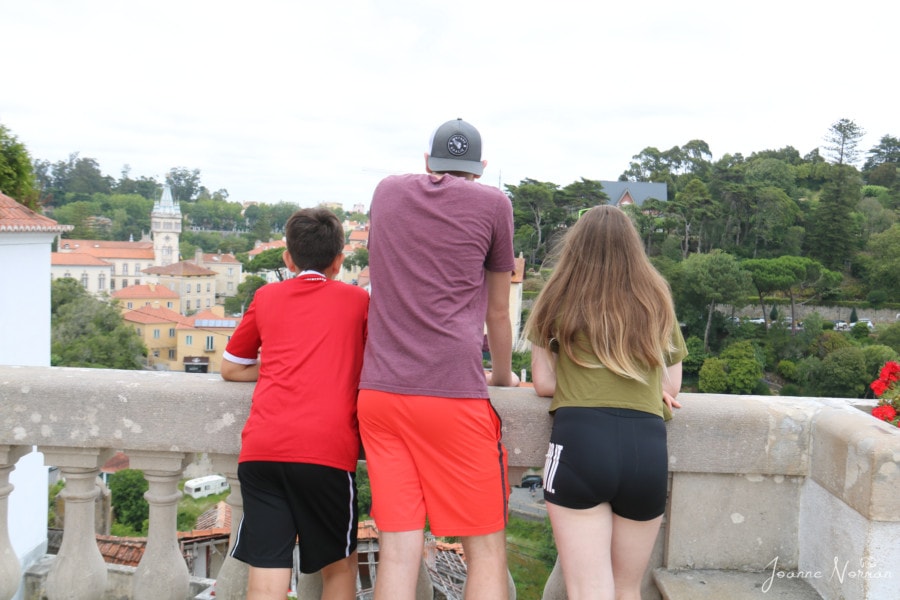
[{"xmin": 222, "ymin": 208, "xmax": 369, "ymax": 600}]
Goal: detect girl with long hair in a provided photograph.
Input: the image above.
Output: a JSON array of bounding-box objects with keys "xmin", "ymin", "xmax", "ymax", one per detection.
[{"xmin": 525, "ymin": 205, "xmax": 686, "ymax": 600}]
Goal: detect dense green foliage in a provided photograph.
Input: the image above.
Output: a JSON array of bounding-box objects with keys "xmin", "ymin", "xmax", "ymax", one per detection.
[
  {"xmin": 50, "ymin": 279, "xmax": 146, "ymax": 369},
  {"xmin": 506, "ymin": 516, "xmax": 557, "ymax": 600},
  {"xmin": 108, "ymin": 469, "xmax": 149, "ymax": 535}
]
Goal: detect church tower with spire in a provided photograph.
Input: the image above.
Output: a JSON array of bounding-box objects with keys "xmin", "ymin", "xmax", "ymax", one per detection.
[{"xmin": 151, "ymin": 184, "xmax": 182, "ymax": 267}]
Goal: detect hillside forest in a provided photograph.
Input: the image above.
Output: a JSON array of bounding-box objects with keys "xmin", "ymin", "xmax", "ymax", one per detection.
[{"xmin": 4, "ymin": 119, "xmax": 900, "ymax": 400}]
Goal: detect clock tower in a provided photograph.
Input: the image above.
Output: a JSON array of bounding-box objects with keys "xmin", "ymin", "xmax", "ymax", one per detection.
[{"xmin": 151, "ymin": 184, "xmax": 182, "ymax": 267}]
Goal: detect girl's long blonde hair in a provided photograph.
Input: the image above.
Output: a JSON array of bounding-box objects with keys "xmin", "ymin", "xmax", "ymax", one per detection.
[{"xmin": 524, "ymin": 205, "xmax": 676, "ymax": 383}]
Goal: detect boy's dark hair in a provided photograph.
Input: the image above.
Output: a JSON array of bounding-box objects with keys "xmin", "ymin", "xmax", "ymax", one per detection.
[{"xmin": 284, "ymin": 208, "xmax": 344, "ymax": 272}]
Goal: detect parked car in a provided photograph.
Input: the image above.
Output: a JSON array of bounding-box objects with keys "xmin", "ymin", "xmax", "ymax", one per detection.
[
  {"xmin": 520, "ymin": 474, "xmax": 543, "ymax": 489},
  {"xmin": 834, "ymin": 320, "xmax": 849, "ymax": 331},
  {"xmin": 747, "ymin": 317, "xmax": 766, "ymax": 325},
  {"xmin": 855, "ymin": 318, "xmax": 875, "ymax": 331}
]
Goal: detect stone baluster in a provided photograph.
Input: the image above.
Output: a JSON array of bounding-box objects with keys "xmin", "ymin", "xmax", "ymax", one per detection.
[
  {"xmin": 0, "ymin": 446, "xmax": 30, "ymax": 600},
  {"xmin": 39, "ymin": 446, "xmax": 113, "ymax": 600},
  {"xmin": 208, "ymin": 453, "xmax": 247, "ymax": 599},
  {"xmin": 128, "ymin": 451, "xmax": 190, "ymax": 600}
]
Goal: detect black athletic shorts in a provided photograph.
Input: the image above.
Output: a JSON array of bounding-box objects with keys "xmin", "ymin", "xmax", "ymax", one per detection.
[
  {"xmin": 231, "ymin": 461, "xmax": 358, "ymax": 573},
  {"xmin": 542, "ymin": 406, "xmax": 668, "ymax": 521}
]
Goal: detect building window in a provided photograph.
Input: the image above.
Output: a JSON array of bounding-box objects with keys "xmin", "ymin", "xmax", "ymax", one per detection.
[
  {"xmin": 168, "ymin": 349, "xmax": 176, "ymax": 359},
  {"xmin": 205, "ymin": 336, "xmax": 214, "ymax": 351},
  {"xmin": 127, "ymin": 302, "xmax": 134, "ymax": 309},
  {"xmin": 196, "ymin": 283, "xmax": 201, "ymax": 293},
  {"xmin": 122, "ymin": 280, "xmax": 128, "ymax": 288},
  {"xmin": 152, "ymin": 350, "xmax": 160, "ymax": 358},
  {"xmin": 153, "ymin": 329, "xmax": 160, "ymax": 339},
  {"xmin": 167, "ymin": 301, "xmax": 173, "ymax": 309},
  {"xmin": 186, "ymin": 335, "xmax": 193, "ymax": 345},
  {"xmin": 135, "ymin": 263, "xmax": 140, "ymax": 273},
  {"xmin": 122, "ymin": 264, "xmax": 128, "ymax": 275},
  {"xmin": 206, "ymin": 299, "xmax": 211, "ymax": 308},
  {"xmin": 110, "ymin": 279, "xmax": 116, "ymax": 290},
  {"xmin": 206, "ymin": 282, "xmax": 211, "ymax": 292},
  {"xmin": 169, "ymin": 328, "xmax": 175, "ymax": 337},
  {"xmin": 186, "ymin": 284, "xmax": 190, "ymax": 294},
  {"xmin": 186, "ymin": 299, "xmax": 191, "ymax": 310},
  {"xmin": 227, "ymin": 282, "xmax": 234, "ymax": 292},
  {"xmin": 134, "ymin": 279, "xmax": 140, "ymax": 286},
  {"xmin": 227, "ymin": 267, "xmax": 234, "ymax": 276},
  {"xmin": 98, "ymin": 273, "xmax": 106, "ymax": 290},
  {"xmin": 80, "ymin": 273, "xmax": 88, "ymax": 288}
]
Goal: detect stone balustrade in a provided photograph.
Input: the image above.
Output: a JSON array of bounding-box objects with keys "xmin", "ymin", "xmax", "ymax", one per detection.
[{"xmin": 1, "ymin": 365, "xmax": 899, "ymax": 600}]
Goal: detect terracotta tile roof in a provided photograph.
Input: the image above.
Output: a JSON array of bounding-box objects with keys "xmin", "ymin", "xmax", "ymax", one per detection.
[
  {"xmin": 193, "ymin": 501, "xmax": 231, "ymax": 531},
  {"xmin": 101, "ymin": 451, "xmax": 130, "ymax": 474},
  {"xmin": 58, "ymin": 239, "xmax": 155, "ymax": 260},
  {"xmin": 96, "ymin": 535, "xmax": 146, "ymax": 567},
  {"xmin": 349, "ymin": 230, "xmax": 369, "ymax": 243},
  {"xmin": 143, "ymin": 261, "xmax": 217, "ymax": 277},
  {"xmin": 248, "ymin": 240, "xmax": 286, "ymax": 256},
  {"xmin": 123, "ymin": 306, "xmax": 192, "ymax": 326},
  {"xmin": 111, "ymin": 283, "xmax": 179, "ymax": 299},
  {"xmin": 358, "ymin": 519, "xmax": 380, "ymax": 541},
  {"xmin": 0, "ymin": 192, "xmax": 73, "ymax": 233},
  {"xmin": 202, "ymin": 252, "xmax": 240, "ymax": 264},
  {"xmin": 51, "ymin": 252, "xmax": 112, "ymax": 267}
]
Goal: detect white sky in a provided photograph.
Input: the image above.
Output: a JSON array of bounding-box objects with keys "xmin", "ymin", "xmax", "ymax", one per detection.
[{"xmin": 3, "ymin": 0, "xmax": 896, "ymax": 211}]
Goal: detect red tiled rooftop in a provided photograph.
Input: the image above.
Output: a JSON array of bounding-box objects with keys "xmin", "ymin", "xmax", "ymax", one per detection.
[
  {"xmin": 248, "ymin": 240, "xmax": 286, "ymax": 256},
  {"xmin": 96, "ymin": 535, "xmax": 146, "ymax": 567},
  {"xmin": 122, "ymin": 306, "xmax": 192, "ymax": 326},
  {"xmin": 0, "ymin": 192, "xmax": 73, "ymax": 233},
  {"xmin": 111, "ymin": 283, "xmax": 179, "ymax": 299},
  {"xmin": 202, "ymin": 252, "xmax": 240, "ymax": 264},
  {"xmin": 143, "ymin": 261, "xmax": 217, "ymax": 277},
  {"xmin": 51, "ymin": 252, "xmax": 112, "ymax": 267}
]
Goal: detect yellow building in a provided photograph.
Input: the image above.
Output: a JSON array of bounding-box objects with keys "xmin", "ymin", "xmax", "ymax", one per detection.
[
  {"xmin": 142, "ymin": 261, "xmax": 217, "ymax": 315},
  {"xmin": 176, "ymin": 308, "xmax": 240, "ymax": 373},
  {"xmin": 111, "ymin": 283, "xmax": 181, "ymax": 312},
  {"xmin": 122, "ymin": 306, "xmax": 190, "ymax": 370}
]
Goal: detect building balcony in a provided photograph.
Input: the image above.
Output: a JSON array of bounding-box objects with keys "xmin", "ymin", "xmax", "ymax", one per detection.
[{"xmin": 1, "ymin": 365, "xmax": 898, "ymax": 600}]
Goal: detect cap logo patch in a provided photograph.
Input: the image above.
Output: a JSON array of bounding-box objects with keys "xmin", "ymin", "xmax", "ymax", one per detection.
[{"xmin": 447, "ymin": 134, "xmax": 469, "ymax": 156}]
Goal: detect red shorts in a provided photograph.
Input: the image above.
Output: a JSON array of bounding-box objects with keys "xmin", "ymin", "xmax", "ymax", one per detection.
[{"xmin": 358, "ymin": 390, "xmax": 509, "ymax": 537}]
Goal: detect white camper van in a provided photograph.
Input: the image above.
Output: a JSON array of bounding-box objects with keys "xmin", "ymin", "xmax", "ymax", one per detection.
[{"xmin": 183, "ymin": 475, "xmax": 229, "ymax": 499}]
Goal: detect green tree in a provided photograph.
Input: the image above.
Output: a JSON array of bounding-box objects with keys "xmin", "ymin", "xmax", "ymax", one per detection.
[
  {"xmin": 679, "ymin": 251, "xmax": 753, "ymax": 350},
  {"xmin": 0, "ymin": 122, "xmax": 38, "ymax": 208},
  {"xmin": 719, "ymin": 341, "xmax": 764, "ymax": 394},
  {"xmin": 698, "ymin": 358, "xmax": 729, "ymax": 393},
  {"xmin": 108, "ymin": 469, "xmax": 149, "ymax": 535},
  {"xmin": 863, "ymin": 134, "xmax": 900, "ymax": 173},
  {"xmin": 817, "ymin": 346, "xmax": 867, "ymax": 398},
  {"xmin": 507, "ymin": 179, "xmax": 559, "ymax": 264},
  {"xmin": 166, "ymin": 167, "xmax": 202, "ymax": 202},
  {"xmin": 344, "ymin": 248, "xmax": 369, "ymax": 271},
  {"xmin": 50, "ymin": 279, "xmax": 146, "ymax": 369},
  {"xmin": 824, "ymin": 118, "xmax": 865, "ymax": 166},
  {"xmin": 224, "ymin": 275, "xmax": 268, "ymax": 315},
  {"xmin": 246, "ymin": 247, "xmax": 289, "ymax": 281},
  {"xmin": 864, "ymin": 224, "xmax": 900, "ymax": 297},
  {"xmin": 805, "ymin": 165, "xmax": 862, "ymax": 270}
]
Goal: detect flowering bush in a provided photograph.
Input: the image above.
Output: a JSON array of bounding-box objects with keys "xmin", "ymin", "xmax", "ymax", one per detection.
[{"xmin": 870, "ymin": 361, "xmax": 900, "ymax": 427}]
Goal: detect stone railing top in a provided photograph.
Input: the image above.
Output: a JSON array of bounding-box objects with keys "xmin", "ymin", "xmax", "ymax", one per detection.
[{"xmin": 1, "ymin": 366, "xmax": 898, "ymax": 520}]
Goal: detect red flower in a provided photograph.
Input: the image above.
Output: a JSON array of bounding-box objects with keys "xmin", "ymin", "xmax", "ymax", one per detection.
[
  {"xmin": 878, "ymin": 361, "xmax": 900, "ymax": 383},
  {"xmin": 872, "ymin": 404, "xmax": 897, "ymax": 422},
  {"xmin": 871, "ymin": 379, "xmax": 888, "ymax": 397}
]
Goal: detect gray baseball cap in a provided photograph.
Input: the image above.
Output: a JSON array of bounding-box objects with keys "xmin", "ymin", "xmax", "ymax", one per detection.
[{"xmin": 427, "ymin": 118, "xmax": 484, "ymax": 176}]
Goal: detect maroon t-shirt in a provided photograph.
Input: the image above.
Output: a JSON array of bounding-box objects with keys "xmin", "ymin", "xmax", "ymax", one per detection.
[{"xmin": 360, "ymin": 173, "xmax": 515, "ymax": 399}]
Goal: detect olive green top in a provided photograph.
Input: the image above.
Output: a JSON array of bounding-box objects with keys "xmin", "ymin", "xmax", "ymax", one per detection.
[{"xmin": 537, "ymin": 327, "xmax": 687, "ymax": 419}]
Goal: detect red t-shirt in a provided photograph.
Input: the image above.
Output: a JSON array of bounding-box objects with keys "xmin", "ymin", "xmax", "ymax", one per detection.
[{"xmin": 225, "ymin": 274, "xmax": 369, "ymax": 471}]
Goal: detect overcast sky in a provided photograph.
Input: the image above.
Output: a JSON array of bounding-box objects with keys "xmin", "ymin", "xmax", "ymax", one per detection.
[{"xmin": 3, "ymin": 1, "xmax": 896, "ymax": 211}]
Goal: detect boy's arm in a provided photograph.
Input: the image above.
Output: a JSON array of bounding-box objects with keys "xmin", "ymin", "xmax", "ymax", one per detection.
[
  {"xmin": 221, "ymin": 356, "xmax": 259, "ymax": 382},
  {"xmin": 484, "ymin": 269, "xmax": 519, "ymax": 387}
]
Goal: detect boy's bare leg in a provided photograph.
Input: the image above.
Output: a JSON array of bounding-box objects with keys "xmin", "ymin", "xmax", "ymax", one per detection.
[
  {"xmin": 321, "ymin": 551, "xmax": 359, "ymax": 600},
  {"xmin": 373, "ymin": 530, "xmax": 425, "ymax": 600},
  {"xmin": 247, "ymin": 566, "xmax": 291, "ymax": 600},
  {"xmin": 461, "ymin": 530, "xmax": 509, "ymax": 600}
]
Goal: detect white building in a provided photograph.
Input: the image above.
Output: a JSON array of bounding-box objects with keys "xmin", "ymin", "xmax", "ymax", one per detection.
[{"xmin": 0, "ymin": 191, "xmax": 72, "ymax": 600}]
